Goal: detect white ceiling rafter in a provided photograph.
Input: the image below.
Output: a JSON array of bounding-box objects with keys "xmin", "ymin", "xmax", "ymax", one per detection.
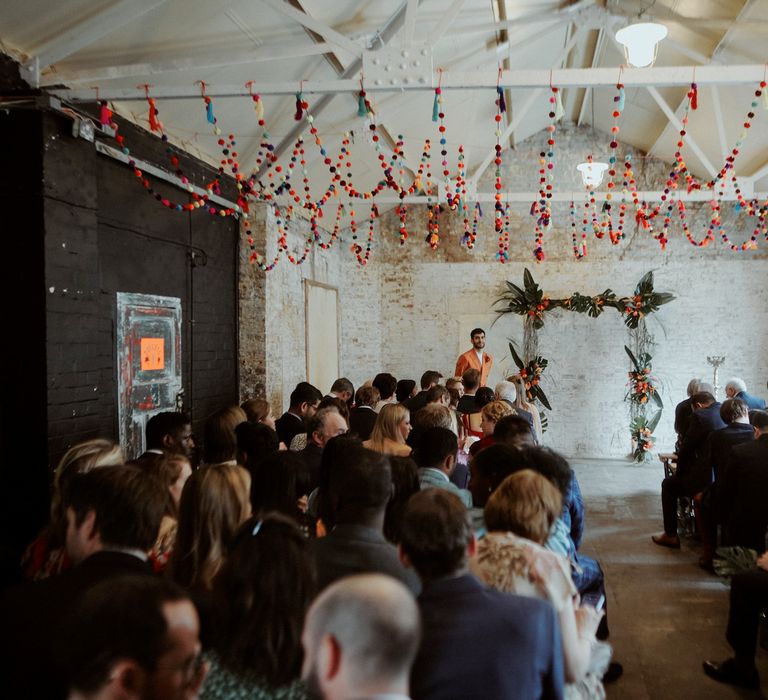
[
  {"xmin": 646, "ymin": 0, "xmax": 757, "ymax": 161},
  {"xmin": 260, "ymin": 0, "xmax": 363, "ymax": 58},
  {"xmin": 22, "ymin": 0, "xmax": 173, "ymax": 86},
  {"xmin": 402, "ymin": 0, "xmax": 420, "ymax": 48},
  {"xmin": 710, "ymin": 84, "xmax": 729, "ymax": 162},
  {"xmin": 39, "ymin": 43, "xmax": 336, "ymax": 87},
  {"xmin": 645, "ymin": 85, "xmax": 718, "ymax": 178},
  {"xmin": 51, "ymin": 64, "xmax": 768, "ymax": 101},
  {"xmin": 576, "ymin": 24, "xmax": 605, "ymax": 127},
  {"xmin": 252, "ymin": 0, "xmax": 426, "ymax": 180},
  {"xmin": 427, "ymin": 0, "xmax": 467, "ymax": 46}
]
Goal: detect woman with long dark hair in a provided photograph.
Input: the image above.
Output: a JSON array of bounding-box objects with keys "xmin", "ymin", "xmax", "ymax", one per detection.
[{"xmin": 200, "ymin": 514, "xmax": 315, "ymax": 699}]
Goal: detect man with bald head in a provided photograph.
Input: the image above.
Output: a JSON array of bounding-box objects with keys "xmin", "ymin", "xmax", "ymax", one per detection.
[{"xmin": 301, "ymin": 574, "xmax": 421, "ymax": 700}]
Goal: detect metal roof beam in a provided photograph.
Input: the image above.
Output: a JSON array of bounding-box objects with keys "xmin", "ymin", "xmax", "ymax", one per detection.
[
  {"xmin": 22, "ymin": 0, "xmax": 172, "ymax": 86},
  {"xmin": 50, "ymin": 64, "xmax": 768, "ymax": 101}
]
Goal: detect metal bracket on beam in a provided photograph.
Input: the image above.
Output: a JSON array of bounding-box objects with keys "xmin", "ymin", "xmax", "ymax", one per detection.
[{"xmin": 362, "ymin": 45, "xmax": 434, "ymax": 89}]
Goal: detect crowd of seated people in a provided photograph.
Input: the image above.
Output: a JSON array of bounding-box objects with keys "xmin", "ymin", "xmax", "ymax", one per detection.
[
  {"xmin": 3, "ymin": 371, "xmax": 630, "ymax": 699},
  {"xmin": 658, "ymin": 377, "xmax": 768, "ymax": 690}
]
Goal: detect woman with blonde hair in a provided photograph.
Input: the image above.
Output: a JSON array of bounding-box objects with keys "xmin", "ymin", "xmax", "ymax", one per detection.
[
  {"xmin": 22, "ymin": 438, "xmax": 123, "ymax": 580},
  {"xmin": 469, "ymin": 400, "xmax": 515, "ymax": 456},
  {"xmin": 363, "ymin": 403, "xmax": 412, "ymax": 457},
  {"xmin": 170, "ymin": 463, "xmax": 251, "ymax": 594},
  {"xmin": 143, "ymin": 452, "xmax": 193, "ymax": 572},
  {"xmin": 472, "ymin": 469, "xmax": 608, "ymax": 698}
]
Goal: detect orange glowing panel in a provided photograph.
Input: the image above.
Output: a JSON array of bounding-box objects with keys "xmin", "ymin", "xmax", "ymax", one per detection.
[{"xmin": 140, "ymin": 337, "xmax": 165, "ymax": 371}]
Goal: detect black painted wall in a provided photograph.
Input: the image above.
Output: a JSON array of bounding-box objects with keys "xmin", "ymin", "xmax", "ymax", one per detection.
[{"xmin": 1, "ymin": 66, "xmax": 240, "ymax": 582}]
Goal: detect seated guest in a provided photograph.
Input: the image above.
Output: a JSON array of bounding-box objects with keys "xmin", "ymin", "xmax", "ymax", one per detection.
[
  {"xmin": 59, "ymin": 575, "xmax": 206, "ymax": 700},
  {"xmin": 132, "ymin": 411, "xmax": 196, "ymax": 469},
  {"xmin": 446, "ymin": 376, "xmax": 464, "ymax": 398},
  {"xmin": 291, "ymin": 396, "xmax": 350, "ymax": 451},
  {"xmin": 525, "ymin": 448, "xmax": 611, "ymax": 645},
  {"xmin": 235, "ymin": 421, "xmax": 281, "ymax": 477},
  {"xmin": 510, "ymin": 375, "xmax": 544, "ymax": 444},
  {"xmin": 383, "ymin": 456, "xmax": 421, "ymax": 545},
  {"xmin": 396, "ymin": 378, "xmax": 417, "ymax": 403},
  {"xmin": 696, "ymin": 398, "xmax": 754, "ymax": 569},
  {"xmin": 241, "ymin": 397, "xmax": 278, "ymax": 430},
  {"xmin": 364, "ymin": 403, "xmax": 413, "ymax": 457},
  {"xmin": 276, "ymin": 383, "xmax": 323, "ymax": 448},
  {"xmin": 463, "ymin": 386, "xmax": 496, "ymax": 439},
  {"xmin": 703, "ymin": 550, "xmax": 768, "ymax": 690},
  {"xmin": 472, "ymin": 470, "xmax": 607, "ymax": 694},
  {"xmin": 653, "ymin": 391, "xmax": 726, "ymax": 549},
  {"xmin": 469, "ymin": 399, "xmax": 515, "ymax": 456},
  {"xmin": 372, "ymin": 372, "xmax": 398, "ymax": 412},
  {"xmin": 143, "ymin": 452, "xmax": 193, "ymax": 572},
  {"xmin": 404, "ymin": 370, "xmax": 443, "ymax": 413},
  {"xmin": 494, "ymin": 414, "xmax": 536, "ymax": 449},
  {"xmin": 407, "ymin": 402, "xmax": 456, "ymax": 450},
  {"xmin": 675, "ymin": 378, "xmax": 702, "ymax": 451},
  {"xmin": 310, "ymin": 435, "xmax": 363, "ymax": 532},
  {"xmin": 725, "ymin": 377, "xmax": 766, "ymax": 410},
  {"xmin": 301, "ymin": 574, "xmax": 421, "ymax": 700},
  {"xmin": 456, "ymin": 368, "xmax": 481, "ymax": 415},
  {"xmin": 202, "ymin": 405, "xmax": 247, "ymax": 466},
  {"xmin": 201, "ymin": 515, "xmax": 314, "ymax": 700},
  {"xmin": 170, "ymin": 464, "xmax": 251, "ymax": 595},
  {"xmin": 400, "ymin": 489, "xmax": 564, "ymax": 700},
  {"xmin": 414, "ymin": 427, "xmax": 472, "ymax": 508},
  {"xmin": 425, "ymin": 384, "xmax": 451, "ymax": 407},
  {"xmin": 468, "ymin": 444, "xmax": 529, "ymax": 522},
  {"xmin": 22, "ymin": 438, "xmax": 124, "ymax": 581},
  {"xmin": 1, "ymin": 466, "xmax": 167, "ymax": 698},
  {"xmin": 311, "ymin": 444, "xmax": 419, "ymax": 594},
  {"xmin": 495, "ymin": 380, "xmax": 534, "ymax": 433},
  {"xmin": 721, "ymin": 410, "xmax": 768, "ymax": 552},
  {"xmin": 325, "ymin": 377, "xmax": 354, "ymax": 406},
  {"xmin": 299, "ymin": 407, "xmax": 349, "ymax": 489},
  {"xmin": 349, "ymin": 385, "xmax": 379, "ymax": 440},
  {"xmin": 247, "ymin": 451, "xmax": 314, "ymax": 537}
]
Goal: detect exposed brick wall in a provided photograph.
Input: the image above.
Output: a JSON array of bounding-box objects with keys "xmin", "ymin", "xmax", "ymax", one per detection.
[
  {"xmin": 373, "ymin": 124, "xmax": 768, "ymax": 458},
  {"xmin": 239, "ymin": 205, "xmax": 382, "ymax": 414},
  {"xmin": 40, "ymin": 111, "xmax": 240, "ymax": 464}
]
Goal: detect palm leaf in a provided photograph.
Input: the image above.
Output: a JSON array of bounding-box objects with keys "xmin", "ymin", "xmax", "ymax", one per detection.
[
  {"xmin": 535, "ymin": 386, "xmax": 552, "ymax": 411},
  {"xmin": 647, "ymin": 409, "xmax": 663, "ymax": 433},
  {"xmin": 651, "ymin": 390, "xmax": 664, "ymax": 409},
  {"xmin": 508, "ymin": 342, "xmax": 525, "ymax": 370},
  {"xmin": 624, "ymin": 345, "xmax": 640, "ymax": 371}
]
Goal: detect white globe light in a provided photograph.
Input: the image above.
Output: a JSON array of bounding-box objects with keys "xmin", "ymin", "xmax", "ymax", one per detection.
[
  {"xmin": 577, "ymin": 161, "xmax": 609, "ymax": 187},
  {"xmin": 615, "ymin": 22, "xmax": 668, "ymax": 67}
]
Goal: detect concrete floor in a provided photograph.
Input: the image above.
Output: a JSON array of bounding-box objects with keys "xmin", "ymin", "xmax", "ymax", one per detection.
[{"xmin": 573, "ymin": 457, "xmax": 768, "ymax": 700}]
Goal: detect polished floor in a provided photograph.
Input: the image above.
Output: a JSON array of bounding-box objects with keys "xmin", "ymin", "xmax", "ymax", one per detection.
[{"xmin": 573, "ymin": 457, "xmax": 768, "ymax": 699}]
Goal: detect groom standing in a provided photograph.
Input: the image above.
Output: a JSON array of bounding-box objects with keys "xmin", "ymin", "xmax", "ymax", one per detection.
[{"xmin": 455, "ymin": 328, "xmax": 493, "ymax": 387}]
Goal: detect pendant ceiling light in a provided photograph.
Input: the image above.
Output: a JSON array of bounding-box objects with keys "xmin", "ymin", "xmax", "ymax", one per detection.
[
  {"xmin": 577, "ymin": 159, "xmax": 609, "ymax": 188},
  {"xmin": 615, "ymin": 22, "xmax": 668, "ymax": 67}
]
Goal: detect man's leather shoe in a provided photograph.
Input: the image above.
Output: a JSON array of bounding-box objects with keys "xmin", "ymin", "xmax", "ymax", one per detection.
[
  {"xmin": 702, "ymin": 658, "xmax": 759, "ymax": 689},
  {"xmin": 651, "ymin": 533, "xmax": 680, "ymax": 549}
]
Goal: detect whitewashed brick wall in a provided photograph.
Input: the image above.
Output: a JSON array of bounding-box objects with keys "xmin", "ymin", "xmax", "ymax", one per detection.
[{"xmin": 241, "ymin": 123, "xmax": 768, "ymax": 458}]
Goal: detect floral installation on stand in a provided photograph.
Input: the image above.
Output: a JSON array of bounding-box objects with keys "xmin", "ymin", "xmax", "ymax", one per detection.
[
  {"xmin": 508, "ymin": 343, "xmax": 552, "ymax": 410},
  {"xmin": 630, "ymin": 413, "xmax": 661, "ymax": 463},
  {"xmin": 624, "ymin": 346, "xmax": 663, "ymax": 409}
]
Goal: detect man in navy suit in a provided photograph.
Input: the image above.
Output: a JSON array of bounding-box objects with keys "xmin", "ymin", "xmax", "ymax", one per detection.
[
  {"xmin": 400, "ymin": 489, "xmax": 563, "ymax": 700},
  {"xmin": 725, "ymin": 377, "xmax": 766, "ymax": 411},
  {"xmin": 721, "ymin": 410, "xmax": 768, "ymax": 552},
  {"xmin": 653, "ymin": 391, "xmax": 726, "ymax": 548}
]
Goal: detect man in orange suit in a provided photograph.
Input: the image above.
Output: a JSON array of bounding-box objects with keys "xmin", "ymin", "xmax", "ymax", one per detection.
[{"xmin": 454, "ymin": 328, "xmax": 493, "ymax": 387}]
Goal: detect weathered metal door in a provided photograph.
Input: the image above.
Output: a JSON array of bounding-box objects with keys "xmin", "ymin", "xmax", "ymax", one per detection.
[{"xmin": 116, "ymin": 292, "xmax": 183, "ymax": 459}]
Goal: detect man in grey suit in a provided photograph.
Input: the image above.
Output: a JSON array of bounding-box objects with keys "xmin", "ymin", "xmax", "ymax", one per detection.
[{"xmin": 414, "ymin": 427, "xmax": 472, "ymax": 508}]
